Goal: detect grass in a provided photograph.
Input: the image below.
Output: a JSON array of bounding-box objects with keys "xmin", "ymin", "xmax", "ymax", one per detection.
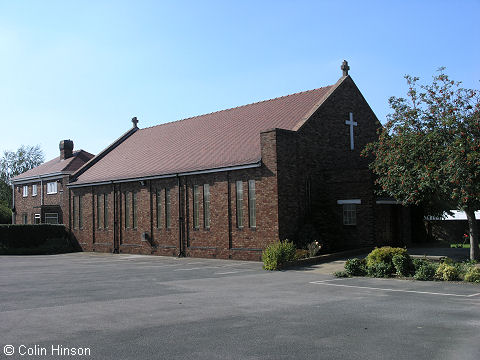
[{"xmin": 450, "ymin": 243, "xmax": 471, "ymax": 249}]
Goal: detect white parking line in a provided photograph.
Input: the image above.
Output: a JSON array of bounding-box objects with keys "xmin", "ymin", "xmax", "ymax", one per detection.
[
  {"xmin": 214, "ymin": 270, "xmax": 253, "ymax": 275},
  {"xmin": 309, "ymin": 280, "xmax": 480, "ymax": 298},
  {"xmin": 174, "ymin": 266, "xmax": 221, "ymax": 271}
]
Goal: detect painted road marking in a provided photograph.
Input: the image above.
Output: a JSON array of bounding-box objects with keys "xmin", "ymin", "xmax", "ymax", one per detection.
[
  {"xmin": 309, "ymin": 280, "xmax": 480, "ymax": 298},
  {"xmin": 214, "ymin": 270, "xmax": 254, "ymax": 275}
]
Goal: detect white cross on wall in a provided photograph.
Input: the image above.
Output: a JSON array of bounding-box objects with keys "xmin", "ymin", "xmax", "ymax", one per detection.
[{"xmin": 345, "ymin": 112, "xmax": 357, "ymax": 150}]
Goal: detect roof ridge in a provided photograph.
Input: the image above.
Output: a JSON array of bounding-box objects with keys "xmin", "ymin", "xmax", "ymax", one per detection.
[{"xmin": 140, "ymin": 85, "xmax": 333, "ymax": 131}]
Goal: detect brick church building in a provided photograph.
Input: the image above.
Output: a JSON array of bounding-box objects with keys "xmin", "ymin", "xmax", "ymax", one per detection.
[{"xmin": 64, "ymin": 62, "xmax": 412, "ymax": 260}]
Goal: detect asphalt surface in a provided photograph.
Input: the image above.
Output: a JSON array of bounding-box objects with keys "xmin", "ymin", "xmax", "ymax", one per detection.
[{"xmin": 1, "ymin": 253, "xmax": 479, "ymax": 360}]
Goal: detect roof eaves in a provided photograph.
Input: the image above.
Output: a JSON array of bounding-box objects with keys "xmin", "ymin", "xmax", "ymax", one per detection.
[
  {"xmin": 291, "ymin": 76, "xmax": 349, "ymax": 132},
  {"xmin": 70, "ymin": 125, "xmax": 139, "ymax": 183},
  {"xmin": 11, "ymin": 172, "xmax": 67, "ymax": 184}
]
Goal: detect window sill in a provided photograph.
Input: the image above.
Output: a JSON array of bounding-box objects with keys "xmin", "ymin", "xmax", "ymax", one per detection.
[{"xmin": 46, "ymin": 192, "xmax": 58, "ymax": 195}]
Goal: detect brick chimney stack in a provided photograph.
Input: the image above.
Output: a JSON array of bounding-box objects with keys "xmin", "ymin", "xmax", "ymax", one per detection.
[{"xmin": 59, "ymin": 140, "xmax": 74, "ymax": 160}]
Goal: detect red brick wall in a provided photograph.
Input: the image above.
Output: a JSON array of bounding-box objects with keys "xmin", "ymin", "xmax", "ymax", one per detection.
[
  {"xmin": 13, "ymin": 176, "xmax": 70, "ymax": 225},
  {"xmin": 275, "ymin": 76, "xmax": 397, "ymax": 249},
  {"xmin": 69, "ymin": 128, "xmax": 281, "ymax": 260}
]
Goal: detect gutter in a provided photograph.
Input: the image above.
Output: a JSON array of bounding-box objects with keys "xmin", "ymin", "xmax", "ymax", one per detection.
[
  {"xmin": 11, "ymin": 172, "xmax": 66, "ymax": 185},
  {"xmin": 11, "ymin": 184, "xmax": 15, "ymax": 223}
]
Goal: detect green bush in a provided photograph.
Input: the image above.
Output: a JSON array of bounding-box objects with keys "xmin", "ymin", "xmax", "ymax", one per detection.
[
  {"xmin": 0, "ymin": 202, "xmax": 12, "ymax": 224},
  {"xmin": 435, "ymin": 263, "xmax": 459, "ymax": 281},
  {"xmin": 392, "ymin": 253, "xmax": 414, "ymax": 277},
  {"xmin": 333, "ymin": 270, "xmax": 350, "ymax": 278},
  {"xmin": 344, "ymin": 258, "xmax": 367, "ymax": 276},
  {"xmin": 262, "ymin": 240, "xmax": 296, "ymax": 270},
  {"xmin": 464, "ymin": 267, "xmax": 480, "ymax": 283},
  {"xmin": 414, "ymin": 261, "xmax": 438, "ymax": 281},
  {"xmin": 0, "ymin": 224, "xmax": 76, "ymax": 254},
  {"xmin": 367, "ymin": 262, "xmax": 395, "ymax": 278},
  {"xmin": 366, "ymin": 247, "xmax": 408, "ymax": 268}
]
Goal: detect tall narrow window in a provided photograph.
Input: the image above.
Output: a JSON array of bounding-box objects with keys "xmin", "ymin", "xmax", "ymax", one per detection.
[
  {"xmin": 23, "ymin": 186, "xmax": 28, "ymax": 197},
  {"xmin": 132, "ymin": 191, "xmax": 138, "ymax": 229},
  {"xmin": 165, "ymin": 188, "xmax": 171, "ymax": 229},
  {"xmin": 78, "ymin": 195, "xmax": 83, "ymax": 229},
  {"xmin": 203, "ymin": 184, "xmax": 210, "ymax": 229},
  {"xmin": 104, "ymin": 193, "xmax": 108, "ymax": 228},
  {"xmin": 248, "ymin": 180, "xmax": 256, "ymax": 228},
  {"xmin": 236, "ymin": 181, "xmax": 243, "ymax": 228},
  {"xmin": 73, "ymin": 196, "xmax": 78, "ymax": 229},
  {"xmin": 22, "ymin": 213, "xmax": 28, "ymax": 224},
  {"xmin": 97, "ymin": 194, "xmax": 103, "ymax": 229},
  {"xmin": 32, "ymin": 184, "xmax": 37, "ymax": 196},
  {"xmin": 124, "ymin": 191, "xmax": 130, "ymax": 229},
  {"xmin": 193, "ymin": 185, "xmax": 200, "ymax": 229},
  {"xmin": 156, "ymin": 189, "xmax": 162, "ymax": 229}
]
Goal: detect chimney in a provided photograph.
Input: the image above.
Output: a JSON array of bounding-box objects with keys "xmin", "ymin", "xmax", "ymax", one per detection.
[{"xmin": 59, "ymin": 140, "xmax": 74, "ymax": 160}]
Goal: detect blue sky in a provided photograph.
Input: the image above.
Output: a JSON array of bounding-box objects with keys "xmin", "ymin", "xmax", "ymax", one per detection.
[{"xmin": 1, "ymin": 0, "xmax": 479, "ymax": 161}]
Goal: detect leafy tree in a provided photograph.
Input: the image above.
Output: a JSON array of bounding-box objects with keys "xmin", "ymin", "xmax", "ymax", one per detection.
[
  {"xmin": 363, "ymin": 69, "xmax": 480, "ymax": 260},
  {"xmin": 0, "ymin": 145, "xmax": 44, "ymax": 213}
]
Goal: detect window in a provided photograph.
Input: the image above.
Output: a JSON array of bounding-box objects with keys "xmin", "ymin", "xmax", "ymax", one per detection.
[
  {"xmin": 248, "ymin": 180, "xmax": 256, "ymax": 228},
  {"xmin": 22, "ymin": 213, "xmax": 28, "ymax": 224},
  {"xmin": 104, "ymin": 194, "xmax": 108, "ymax": 229},
  {"xmin": 203, "ymin": 184, "xmax": 210, "ymax": 229},
  {"xmin": 73, "ymin": 196, "xmax": 78, "ymax": 229},
  {"xmin": 32, "ymin": 184, "xmax": 37, "ymax": 197},
  {"xmin": 343, "ymin": 204, "xmax": 357, "ymax": 225},
  {"xmin": 34, "ymin": 213, "xmax": 41, "ymax": 224},
  {"xmin": 78, "ymin": 195, "xmax": 83, "ymax": 229},
  {"xmin": 156, "ymin": 189, "xmax": 162, "ymax": 229},
  {"xmin": 23, "ymin": 186, "xmax": 28, "ymax": 197},
  {"xmin": 124, "ymin": 192, "xmax": 130, "ymax": 229},
  {"xmin": 44, "ymin": 213, "xmax": 59, "ymax": 224},
  {"xmin": 73, "ymin": 195, "xmax": 83, "ymax": 229},
  {"xmin": 236, "ymin": 181, "xmax": 243, "ymax": 228},
  {"xmin": 97, "ymin": 194, "xmax": 103, "ymax": 229},
  {"xmin": 193, "ymin": 185, "xmax": 200, "ymax": 229},
  {"xmin": 165, "ymin": 188, "xmax": 171, "ymax": 229},
  {"xmin": 132, "ymin": 191, "xmax": 138, "ymax": 229},
  {"xmin": 47, "ymin": 182, "xmax": 57, "ymax": 194}
]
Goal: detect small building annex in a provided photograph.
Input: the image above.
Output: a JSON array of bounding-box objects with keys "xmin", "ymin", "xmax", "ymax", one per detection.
[
  {"xmin": 11, "ymin": 141, "xmax": 94, "ymax": 225},
  {"xmin": 67, "ymin": 62, "xmax": 413, "ymax": 260}
]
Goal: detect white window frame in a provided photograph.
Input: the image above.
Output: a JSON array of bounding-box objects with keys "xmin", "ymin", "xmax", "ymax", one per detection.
[
  {"xmin": 23, "ymin": 185, "xmax": 28, "ymax": 197},
  {"xmin": 44, "ymin": 213, "xmax": 59, "ymax": 224},
  {"xmin": 32, "ymin": 184, "xmax": 37, "ymax": 197},
  {"xmin": 34, "ymin": 213, "xmax": 41, "ymax": 224},
  {"xmin": 46, "ymin": 181, "xmax": 58, "ymax": 194}
]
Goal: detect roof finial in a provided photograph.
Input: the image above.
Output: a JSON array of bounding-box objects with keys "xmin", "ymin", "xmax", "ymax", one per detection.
[
  {"xmin": 341, "ymin": 60, "xmax": 350, "ymax": 77},
  {"xmin": 132, "ymin": 116, "xmax": 138, "ymax": 128}
]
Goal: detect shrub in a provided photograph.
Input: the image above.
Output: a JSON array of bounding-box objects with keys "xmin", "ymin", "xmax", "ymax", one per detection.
[
  {"xmin": 366, "ymin": 247, "xmax": 408, "ymax": 268},
  {"xmin": 0, "ymin": 202, "xmax": 12, "ymax": 224},
  {"xmin": 367, "ymin": 262, "xmax": 395, "ymax": 278},
  {"xmin": 262, "ymin": 240, "xmax": 296, "ymax": 270},
  {"xmin": 414, "ymin": 262, "xmax": 438, "ymax": 281},
  {"xmin": 464, "ymin": 267, "xmax": 480, "ymax": 283},
  {"xmin": 392, "ymin": 253, "xmax": 414, "ymax": 277},
  {"xmin": 344, "ymin": 258, "xmax": 367, "ymax": 276},
  {"xmin": 295, "ymin": 249, "xmax": 308, "ymax": 260},
  {"xmin": 435, "ymin": 263, "xmax": 459, "ymax": 281},
  {"xmin": 333, "ymin": 270, "xmax": 350, "ymax": 278}
]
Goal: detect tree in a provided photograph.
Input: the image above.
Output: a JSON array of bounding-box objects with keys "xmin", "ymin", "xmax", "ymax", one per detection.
[
  {"xmin": 363, "ymin": 68, "xmax": 480, "ymax": 260},
  {"xmin": 0, "ymin": 145, "xmax": 44, "ymax": 214}
]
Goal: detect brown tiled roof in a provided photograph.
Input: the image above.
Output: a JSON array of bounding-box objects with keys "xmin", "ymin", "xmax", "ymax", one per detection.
[
  {"xmin": 73, "ymin": 83, "xmax": 338, "ymax": 185},
  {"xmin": 12, "ymin": 150, "xmax": 94, "ymax": 182}
]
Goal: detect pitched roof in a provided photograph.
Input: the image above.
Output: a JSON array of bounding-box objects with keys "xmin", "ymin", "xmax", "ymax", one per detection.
[
  {"xmin": 12, "ymin": 150, "xmax": 94, "ymax": 182},
  {"xmin": 73, "ymin": 81, "xmax": 341, "ymax": 185}
]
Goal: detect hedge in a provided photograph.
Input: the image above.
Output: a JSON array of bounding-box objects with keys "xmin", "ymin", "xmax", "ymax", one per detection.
[{"xmin": 0, "ymin": 224, "xmax": 78, "ymax": 255}]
